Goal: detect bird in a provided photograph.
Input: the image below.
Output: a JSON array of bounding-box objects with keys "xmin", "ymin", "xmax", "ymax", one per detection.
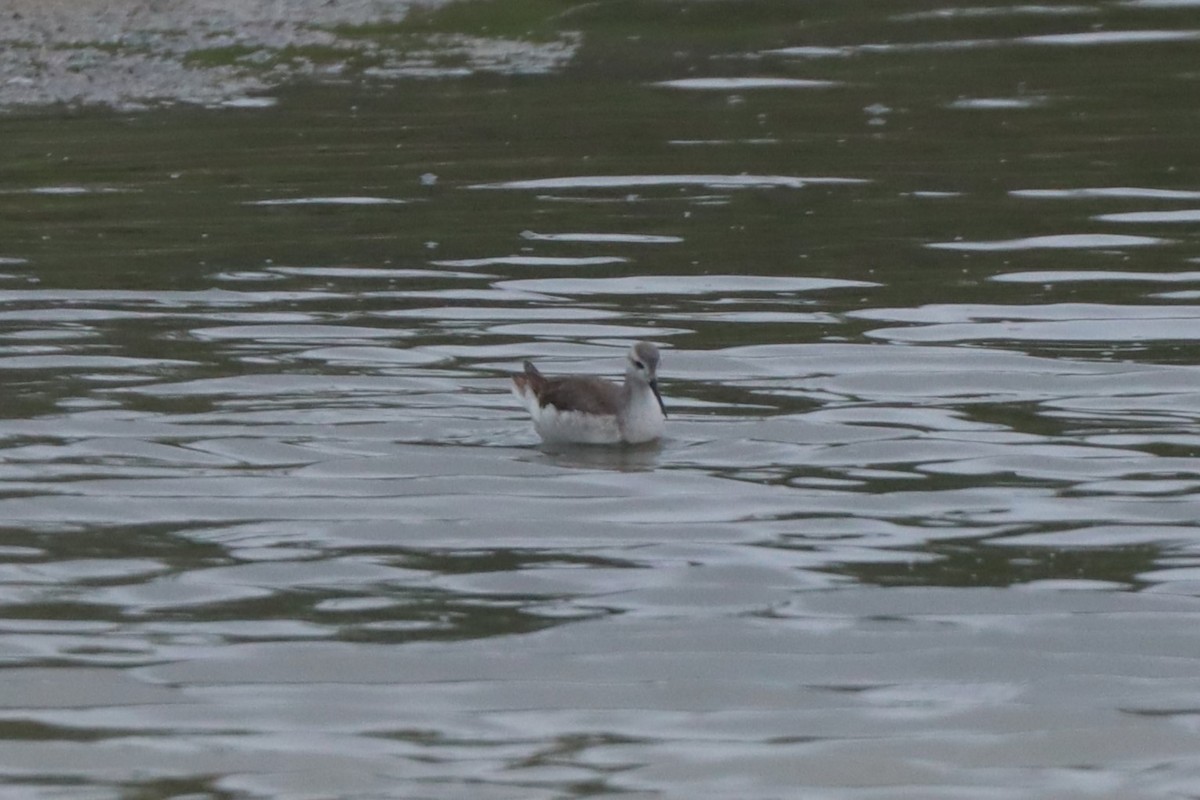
[{"xmin": 512, "ymin": 342, "xmax": 667, "ymax": 445}]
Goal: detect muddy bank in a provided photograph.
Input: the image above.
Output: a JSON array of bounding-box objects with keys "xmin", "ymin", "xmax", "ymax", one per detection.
[{"xmin": 0, "ymin": 0, "xmax": 577, "ymax": 110}]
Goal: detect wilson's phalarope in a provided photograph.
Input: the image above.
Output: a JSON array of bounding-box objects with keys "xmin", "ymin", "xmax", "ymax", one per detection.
[{"xmin": 512, "ymin": 342, "xmax": 667, "ymax": 445}]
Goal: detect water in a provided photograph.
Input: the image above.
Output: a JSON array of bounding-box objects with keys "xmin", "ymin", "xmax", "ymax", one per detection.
[{"xmin": 3, "ymin": 1, "xmax": 1200, "ymax": 798}]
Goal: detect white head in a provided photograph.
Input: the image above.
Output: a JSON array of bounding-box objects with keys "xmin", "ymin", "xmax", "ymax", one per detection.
[{"xmin": 626, "ymin": 342, "xmax": 666, "ymax": 417}]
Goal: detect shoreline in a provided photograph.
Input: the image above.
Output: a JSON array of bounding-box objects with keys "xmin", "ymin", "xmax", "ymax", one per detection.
[{"xmin": 0, "ymin": 0, "xmax": 576, "ymax": 111}]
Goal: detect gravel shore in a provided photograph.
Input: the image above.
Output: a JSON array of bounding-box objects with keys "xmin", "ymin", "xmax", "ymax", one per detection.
[{"xmin": 0, "ymin": 0, "xmax": 576, "ymax": 110}]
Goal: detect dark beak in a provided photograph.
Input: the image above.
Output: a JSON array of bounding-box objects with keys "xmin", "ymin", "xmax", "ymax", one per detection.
[{"xmin": 649, "ymin": 379, "xmax": 667, "ymax": 418}]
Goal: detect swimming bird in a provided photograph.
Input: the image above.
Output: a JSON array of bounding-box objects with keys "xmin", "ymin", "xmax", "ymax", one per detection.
[{"xmin": 512, "ymin": 342, "xmax": 667, "ymax": 445}]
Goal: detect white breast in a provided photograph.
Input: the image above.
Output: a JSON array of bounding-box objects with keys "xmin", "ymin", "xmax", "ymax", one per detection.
[{"xmin": 617, "ymin": 388, "xmax": 666, "ymax": 444}]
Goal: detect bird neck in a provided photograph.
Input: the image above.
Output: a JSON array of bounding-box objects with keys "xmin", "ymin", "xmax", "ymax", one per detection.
[{"xmin": 623, "ymin": 375, "xmax": 653, "ymax": 399}]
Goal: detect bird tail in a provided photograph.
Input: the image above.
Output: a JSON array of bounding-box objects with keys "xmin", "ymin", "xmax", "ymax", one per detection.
[{"xmin": 511, "ymin": 361, "xmax": 545, "ymax": 413}]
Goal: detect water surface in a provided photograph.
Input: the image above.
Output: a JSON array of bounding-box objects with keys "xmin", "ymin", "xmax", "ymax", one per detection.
[{"xmin": 2, "ymin": 1, "xmax": 1200, "ymax": 798}]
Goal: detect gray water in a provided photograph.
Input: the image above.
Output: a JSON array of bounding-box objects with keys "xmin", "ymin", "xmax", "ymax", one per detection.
[{"xmin": 3, "ymin": 1, "xmax": 1200, "ymax": 798}]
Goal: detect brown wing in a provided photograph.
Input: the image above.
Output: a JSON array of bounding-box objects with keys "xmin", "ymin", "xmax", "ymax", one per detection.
[
  {"xmin": 538, "ymin": 376, "xmax": 623, "ymax": 415},
  {"xmin": 513, "ymin": 361, "xmax": 545, "ymax": 397}
]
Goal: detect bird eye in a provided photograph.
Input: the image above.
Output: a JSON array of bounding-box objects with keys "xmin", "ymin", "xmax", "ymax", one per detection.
[{"xmin": 633, "ymin": 360, "xmax": 645, "ymax": 370}]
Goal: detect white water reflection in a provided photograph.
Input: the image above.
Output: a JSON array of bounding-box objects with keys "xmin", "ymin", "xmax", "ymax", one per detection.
[
  {"xmin": 485, "ymin": 322, "xmax": 688, "ymax": 338},
  {"xmin": 266, "ymin": 266, "xmax": 483, "ymax": 279},
  {"xmin": 928, "ymin": 233, "xmax": 1168, "ymax": 250},
  {"xmin": 520, "ymin": 231, "xmax": 684, "ymax": 244},
  {"xmin": 894, "ymin": 5, "xmax": 1098, "ymax": 19},
  {"xmin": 2, "ymin": 185, "xmax": 131, "ymax": 195},
  {"xmin": 654, "ymin": 77, "xmax": 839, "ymax": 89},
  {"xmin": 381, "ymin": 306, "xmax": 621, "ymax": 321},
  {"xmin": 432, "ymin": 255, "xmax": 628, "ymax": 267},
  {"xmin": 0, "ymin": 354, "xmax": 197, "ymax": 370},
  {"xmin": 1096, "ymin": 209, "xmax": 1200, "ymax": 223},
  {"xmin": 471, "ymin": 174, "xmax": 869, "ymax": 190},
  {"xmin": 1023, "ymin": 29, "xmax": 1200, "ymax": 45},
  {"xmin": 856, "ymin": 304, "xmax": 1200, "ymax": 342},
  {"xmin": 1012, "ymin": 187, "xmax": 1200, "ymax": 200},
  {"xmin": 668, "ymin": 138, "xmax": 781, "ymax": 146},
  {"xmin": 191, "ymin": 324, "xmax": 406, "ymax": 341},
  {"xmin": 0, "ymin": 288, "xmax": 346, "ymax": 305},
  {"xmin": 246, "ymin": 197, "xmax": 411, "ymax": 206},
  {"xmin": 947, "ymin": 96, "xmax": 1046, "ymax": 109},
  {"xmin": 495, "ymin": 275, "xmax": 878, "ymax": 295},
  {"xmin": 992, "ymin": 270, "xmax": 1200, "ymax": 283},
  {"xmin": 767, "ymin": 28, "xmax": 1200, "ymax": 57}
]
